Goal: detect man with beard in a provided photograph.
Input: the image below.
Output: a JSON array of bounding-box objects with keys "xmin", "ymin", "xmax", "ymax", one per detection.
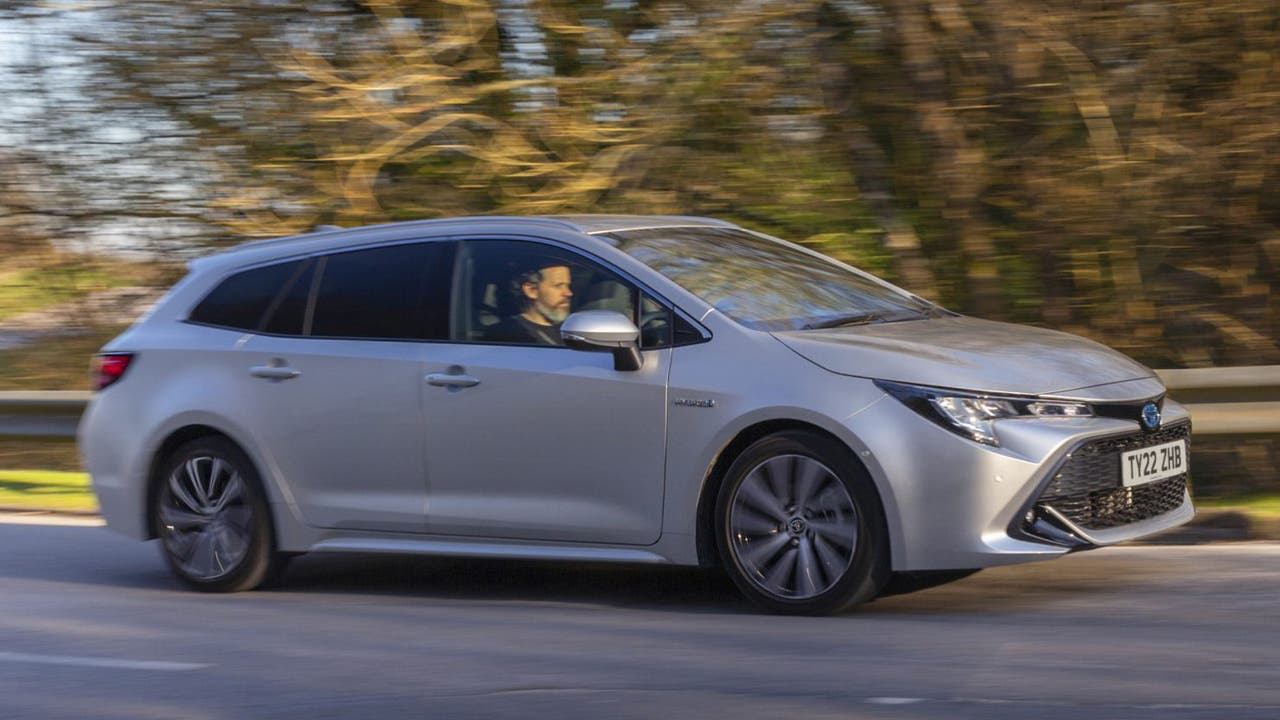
[{"xmin": 485, "ymin": 260, "xmax": 574, "ymax": 346}]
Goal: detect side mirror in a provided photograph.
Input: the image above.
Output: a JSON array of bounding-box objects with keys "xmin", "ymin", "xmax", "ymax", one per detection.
[{"xmin": 560, "ymin": 310, "xmax": 643, "ymax": 371}]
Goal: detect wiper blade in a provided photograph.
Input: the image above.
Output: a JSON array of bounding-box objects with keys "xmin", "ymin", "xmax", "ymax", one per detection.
[{"xmin": 802, "ymin": 312, "xmax": 884, "ymax": 330}]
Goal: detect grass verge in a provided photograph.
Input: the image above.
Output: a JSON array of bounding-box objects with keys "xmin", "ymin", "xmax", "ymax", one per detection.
[{"xmin": 0, "ymin": 470, "xmax": 97, "ymax": 513}]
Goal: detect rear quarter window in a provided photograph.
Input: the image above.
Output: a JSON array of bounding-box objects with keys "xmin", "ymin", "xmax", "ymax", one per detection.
[{"xmin": 188, "ymin": 260, "xmax": 307, "ymax": 331}]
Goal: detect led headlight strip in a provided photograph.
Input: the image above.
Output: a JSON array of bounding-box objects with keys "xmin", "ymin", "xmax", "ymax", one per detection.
[{"xmin": 874, "ymin": 380, "xmax": 1092, "ymax": 446}]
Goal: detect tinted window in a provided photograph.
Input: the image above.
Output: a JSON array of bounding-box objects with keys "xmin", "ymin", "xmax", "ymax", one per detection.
[
  {"xmin": 189, "ymin": 260, "xmax": 304, "ymax": 331},
  {"xmin": 605, "ymin": 227, "xmax": 934, "ymax": 331},
  {"xmin": 260, "ymin": 259, "xmax": 315, "ymax": 336},
  {"xmin": 309, "ymin": 242, "xmax": 452, "ymax": 340}
]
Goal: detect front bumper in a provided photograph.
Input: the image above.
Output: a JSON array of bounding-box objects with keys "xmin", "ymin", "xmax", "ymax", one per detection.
[{"xmin": 846, "ymin": 395, "xmax": 1195, "ymax": 572}]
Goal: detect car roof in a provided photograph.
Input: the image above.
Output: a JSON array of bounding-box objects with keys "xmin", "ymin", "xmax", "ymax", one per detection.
[{"xmin": 192, "ymin": 214, "xmax": 739, "ymax": 273}]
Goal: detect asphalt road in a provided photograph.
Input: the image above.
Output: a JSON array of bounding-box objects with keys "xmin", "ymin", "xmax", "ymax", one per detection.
[{"xmin": 1, "ymin": 519, "xmax": 1278, "ymax": 720}]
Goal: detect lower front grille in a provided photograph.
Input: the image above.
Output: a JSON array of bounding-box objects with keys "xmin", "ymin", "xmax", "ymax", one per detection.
[{"xmin": 1036, "ymin": 422, "xmax": 1191, "ymax": 531}]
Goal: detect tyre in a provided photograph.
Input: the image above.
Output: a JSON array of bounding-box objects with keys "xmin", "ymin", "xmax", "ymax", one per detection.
[
  {"xmin": 715, "ymin": 430, "xmax": 889, "ymax": 615},
  {"xmin": 152, "ymin": 436, "xmax": 284, "ymax": 592}
]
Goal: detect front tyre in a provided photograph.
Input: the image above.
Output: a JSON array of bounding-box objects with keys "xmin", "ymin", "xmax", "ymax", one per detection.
[
  {"xmin": 716, "ymin": 431, "xmax": 888, "ymax": 615},
  {"xmin": 152, "ymin": 437, "xmax": 282, "ymax": 592}
]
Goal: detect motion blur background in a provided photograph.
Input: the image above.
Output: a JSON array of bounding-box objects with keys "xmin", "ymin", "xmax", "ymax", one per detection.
[{"xmin": 0, "ymin": 1, "xmax": 1276, "ymax": 497}]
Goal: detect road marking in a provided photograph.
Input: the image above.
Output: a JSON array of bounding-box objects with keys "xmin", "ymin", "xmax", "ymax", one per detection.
[
  {"xmin": 866, "ymin": 697, "xmax": 924, "ymax": 705},
  {"xmin": 0, "ymin": 512, "xmax": 104, "ymax": 527},
  {"xmin": 0, "ymin": 651, "xmax": 208, "ymax": 672}
]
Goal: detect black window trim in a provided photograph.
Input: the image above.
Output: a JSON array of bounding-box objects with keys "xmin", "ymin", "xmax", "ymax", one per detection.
[{"xmin": 447, "ymin": 233, "xmax": 712, "ymax": 350}]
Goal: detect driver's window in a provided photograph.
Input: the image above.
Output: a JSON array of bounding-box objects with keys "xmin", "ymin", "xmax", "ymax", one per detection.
[{"xmin": 454, "ymin": 239, "xmax": 640, "ymax": 347}]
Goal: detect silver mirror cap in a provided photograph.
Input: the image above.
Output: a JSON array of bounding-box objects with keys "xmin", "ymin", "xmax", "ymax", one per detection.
[{"xmin": 560, "ymin": 310, "xmax": 640, "ymax": 348}]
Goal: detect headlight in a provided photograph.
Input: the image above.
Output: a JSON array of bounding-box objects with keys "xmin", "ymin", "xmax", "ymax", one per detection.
[{"xmin": 874, "ymin": 380, "xmax": 1092, "ymax": 446}]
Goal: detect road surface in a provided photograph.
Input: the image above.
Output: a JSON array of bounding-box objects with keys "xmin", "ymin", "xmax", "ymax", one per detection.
[{"xmin": 1, "ymin": 519, "xmax": 1277, "ymax": 719}]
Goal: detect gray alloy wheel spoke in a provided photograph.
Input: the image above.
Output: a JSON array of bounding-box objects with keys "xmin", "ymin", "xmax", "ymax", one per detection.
[
  {"xmin": 760, "ymin": 458, "xmax": 789, "ymax": 506},
  {"xmin": 161, "ymin": 454, "xmax": 254, "ymax": 582},
  {"xmin": 796, "ymin": 537, "xmax": 821, "ymax": 597},
  {"xmin": 219, "ymin": 504, "xmax": 252, "ymax": 533},
  {"xmin": 730, "ymin": 454, "xmax": 859, "ymax": 601},
  {"xmin": 762, "ymin": 546, "xmax": 799, "ymax": 590},
  {"xmin": 738, "ymin": 472, "xmax": 787, "ymax": 522},
  {"xmin": 184, "ymin": 459, "xmax": 210, "ymax": 508},
  {"xmin": 791, "ymin": 459, "xmax": 827, "ymax": 511},
  {"xmin": 814, "ymin": 486, "xmax": 855, "ymax": 514},
  {"xmin": 736, "ymin": 531, "xmax": 792, "ymax": 571},
  {"xmin": 811, "ymin": 532, "xmax": 849, "ymax": 578},
  {"xmin": 732, "ymin": 506, "xmax": 782, "ymax": 537},
  {"xmin": 217, "ymin": 524, "xmax": 248, "ymax": 564},
  {"xmin": 211, "ymin": 474, "xmax": 244, "ymax": 514},
  {"xmin": 186, "ymin": 529, "xmax": 216, "ymax": 574},
  {"xmin": 808, "ymin": 519, "xmax": 857, "ymax": 551},
  {"xmin": 159, "ymin": 505, "xmax": 208, "ymax": 531},
  {"xmin": 206, "ymin": 458, "xmax": 227, "ymax": 504},
  {"xmin": 168, "ymin": 470, "xmax": 204, "ymax": 514}
]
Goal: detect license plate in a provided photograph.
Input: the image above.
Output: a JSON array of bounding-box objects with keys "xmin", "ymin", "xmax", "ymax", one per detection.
[{"xmin": 1120, "ymin": 439, "xmax": 1187, "ymax": 487}]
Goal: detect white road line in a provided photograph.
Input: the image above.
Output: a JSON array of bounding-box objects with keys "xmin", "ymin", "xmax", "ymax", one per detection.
[
  {"xmin": 0, "ymin": 512, "xmax": 104, "ymax": 527},
  {"xmin": 866, "ymin": 697, "xmax": 924, "ymax": 705},
  {"xmin": 0, "ymin": 651, "xmax": 209, "ymax": 672}
]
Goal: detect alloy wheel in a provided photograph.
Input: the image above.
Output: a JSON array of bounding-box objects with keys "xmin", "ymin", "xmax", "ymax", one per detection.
[
  {"xmin": 158, "ymin": 455, "xmax": 253, "ymax": 581},
  {"xmin": 727, "ymin": 454, "xmax": 859, "ymax": 600}
]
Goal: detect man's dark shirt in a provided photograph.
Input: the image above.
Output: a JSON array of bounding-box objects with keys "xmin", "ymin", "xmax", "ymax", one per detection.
[{"xmin": 484, "ymin": 315, "xmax": 563, "ymax": 346}]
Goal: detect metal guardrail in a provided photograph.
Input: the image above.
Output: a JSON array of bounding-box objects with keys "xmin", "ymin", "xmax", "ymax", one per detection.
[
  {"xmin": 0, "ymin": 367, "xmax": 1277, "ymax": 440},
  {"xmin": 0, "ymin": 391, "xmax": 90, "ymax": 440}
]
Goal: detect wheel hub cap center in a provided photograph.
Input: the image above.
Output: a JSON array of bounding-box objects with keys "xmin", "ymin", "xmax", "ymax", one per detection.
[{"xmin": 787, "ymin": 516, "xmax": 808, "ymax": 536}]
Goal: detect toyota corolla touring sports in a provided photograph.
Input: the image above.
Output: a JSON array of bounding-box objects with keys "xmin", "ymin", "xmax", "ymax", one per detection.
[{"xmin": 78, "ymin": 215, "xmax": 1194, "ymax": 614}]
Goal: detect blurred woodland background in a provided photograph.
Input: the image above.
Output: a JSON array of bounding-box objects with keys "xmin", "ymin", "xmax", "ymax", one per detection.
[{"xmin": 0, "ymin": 1, "xmax": 1277, "ymax": 490}]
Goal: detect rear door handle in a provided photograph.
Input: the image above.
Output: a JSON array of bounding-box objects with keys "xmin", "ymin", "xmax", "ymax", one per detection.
[
  {"xmin": 425, "ymin": 373, "xmax": 480, "ymax": 388},
  {"xmin": 250, "ymin": 361, "xmax": 301, "ymax": 381}
]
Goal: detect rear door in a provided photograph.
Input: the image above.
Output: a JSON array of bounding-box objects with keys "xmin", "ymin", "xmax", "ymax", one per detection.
[{"xmin": 237, "ymin": 240, "xmax": 454, "ymax": 533}]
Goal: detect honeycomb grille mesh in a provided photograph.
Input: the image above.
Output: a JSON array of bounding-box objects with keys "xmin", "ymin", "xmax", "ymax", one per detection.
[{"xmin": 1037, "ymin": 422, "xmax": 1190, "ymax": 530}]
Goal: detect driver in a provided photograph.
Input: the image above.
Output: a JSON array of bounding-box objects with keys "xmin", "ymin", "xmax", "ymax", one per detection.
[{"xmin": 485, "ymin": 261, "xmax": 573, "ymax": 346}]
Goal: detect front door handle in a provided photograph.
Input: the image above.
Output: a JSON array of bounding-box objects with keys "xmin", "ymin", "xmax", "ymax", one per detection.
[
  {"xmin": 425, "ymin": 373, "xmax": 480, "ymax": 389},
  {"xmin": 250, "ymin": 359, "xmax": 301, "ymax": 381}
]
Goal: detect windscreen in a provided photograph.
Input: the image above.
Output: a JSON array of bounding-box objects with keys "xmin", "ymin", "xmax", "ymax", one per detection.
[{"xmin": 603, "ymin": 227, "xmax": 934, "ymax": 331}]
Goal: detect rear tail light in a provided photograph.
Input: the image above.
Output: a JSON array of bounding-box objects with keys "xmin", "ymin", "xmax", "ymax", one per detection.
[{"xmin": 93, "ymin": 353, "xmax": 135, "ymax": 391}]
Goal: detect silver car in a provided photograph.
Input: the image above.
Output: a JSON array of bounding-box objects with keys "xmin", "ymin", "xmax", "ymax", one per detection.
[{"xmin": 78, "ymin": 215, "xmax": 1194, "ymax": 614}]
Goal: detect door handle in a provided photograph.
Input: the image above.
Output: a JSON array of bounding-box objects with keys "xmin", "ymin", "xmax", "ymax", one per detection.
[
  {"xmin": 250, "ymin": 359, "xmax": 301, "ymax": 381},
  {"xmin": 425, "ymin": 373, "xmax": 480, "ymax": 388}
]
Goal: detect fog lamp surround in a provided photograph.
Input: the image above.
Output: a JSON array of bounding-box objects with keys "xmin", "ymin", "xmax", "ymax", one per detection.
[{"xmin": 875, "ymin": 380, "xmax": 1093, "ymax": 446}]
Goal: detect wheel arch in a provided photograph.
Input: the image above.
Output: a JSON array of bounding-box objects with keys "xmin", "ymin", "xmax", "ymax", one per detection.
[
  {"xmin": 693, "ymin": 418, "xmax": 891, "ymax": 570},
  {"xmin": 143, "ymin": 423, "xmax": 280, "ymax": 542}
]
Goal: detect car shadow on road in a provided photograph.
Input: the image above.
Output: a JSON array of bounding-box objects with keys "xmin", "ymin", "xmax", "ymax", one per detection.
[
  {"xmin": 269, "ymin": 550, "xmax": 1161, "ymax": 617},
  {"xmin": 271, "ymin": 552, "xmax": 755, "ymax": 614}
]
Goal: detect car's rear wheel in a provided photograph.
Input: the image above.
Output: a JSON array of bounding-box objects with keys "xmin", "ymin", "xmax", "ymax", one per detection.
[
  {"xmin": 715, "ymin": 430, "xmax": 888, "ymax": 615},
  {"xmin": 152, "ymin": 437, "xmax": 282, "ymax": 592}
]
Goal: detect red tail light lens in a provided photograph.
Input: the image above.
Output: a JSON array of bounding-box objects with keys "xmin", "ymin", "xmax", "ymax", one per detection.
[{"xmin": 93, "ymin": 353, "xmax": 135, "ymax": 391}]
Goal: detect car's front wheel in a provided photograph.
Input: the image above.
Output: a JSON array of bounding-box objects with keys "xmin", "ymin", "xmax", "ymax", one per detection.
[
  {"xmin": 152, "ymin": 437, "xmax": 282, "ymax": 592},
  {"xmin": 715, "ymin": 430, "xmax": 888, "ymax": 615}
]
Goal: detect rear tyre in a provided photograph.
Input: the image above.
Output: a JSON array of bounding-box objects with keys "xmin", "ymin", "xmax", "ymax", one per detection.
[
  {"xmin": 151, "ymin": 437, "xmax": 284, "ymax": 592},
  {"xmin": 715, "ymin": 430, "xmax": 889, "ymax": 615}
]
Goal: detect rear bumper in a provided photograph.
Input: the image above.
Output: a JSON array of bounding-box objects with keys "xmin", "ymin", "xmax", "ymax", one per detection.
[{"xmin": 78, "ymin": 396, "xmax": 149, "ymax": 540}]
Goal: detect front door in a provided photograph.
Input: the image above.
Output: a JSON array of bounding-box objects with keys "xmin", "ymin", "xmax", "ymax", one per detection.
[{"xmin": 420, "ymin": 239, "xmax": 670, "ymax": 545}]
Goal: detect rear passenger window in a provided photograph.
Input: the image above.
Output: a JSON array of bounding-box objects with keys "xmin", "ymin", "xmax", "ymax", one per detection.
[
  {"xmin": 261, "ymin": 259, "xmax": 315, "ymax": 336},
  {"xmin": 189, "ymin": 260, "xmax": 304, "ymax": 331},
  {"xmin": 309, "ymin": 242, "xmax": 452, "ymax": 340}
]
